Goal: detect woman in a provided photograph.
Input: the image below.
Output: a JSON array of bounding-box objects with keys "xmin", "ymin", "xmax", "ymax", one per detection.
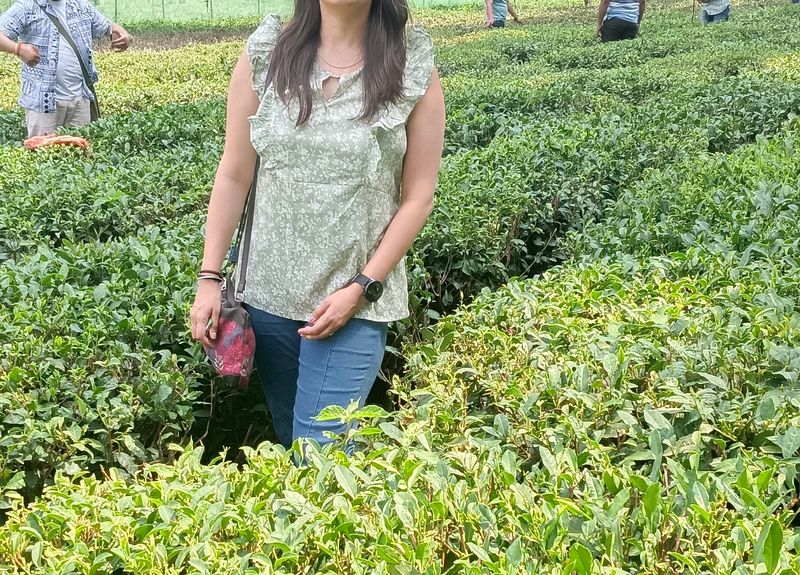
[{"xmin": 189, "ymin": 0, "xmax": 445, "ymax": 451}]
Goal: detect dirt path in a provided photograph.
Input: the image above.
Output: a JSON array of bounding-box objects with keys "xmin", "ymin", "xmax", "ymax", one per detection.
[{"xmin": 98, "ymin": 28, "xmax": 253, "ymax": 51}]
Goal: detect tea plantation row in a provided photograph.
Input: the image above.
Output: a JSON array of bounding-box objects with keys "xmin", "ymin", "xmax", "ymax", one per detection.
[{"xmin": 3, "ymin": 124, "xmax": 800, "ymax": 571}]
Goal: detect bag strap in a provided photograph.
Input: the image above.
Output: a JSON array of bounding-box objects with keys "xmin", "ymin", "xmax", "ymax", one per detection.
[
  {"xmin": 37, "ymin": 5, "xmax": 98, "ymax": 99},
  {"xmin": 230, "ymin": 31, "xmax": 279, "ymax": 300},
  {"xmin": 233, "ymin": 157, "xmax": 259, "ymax": 301}
]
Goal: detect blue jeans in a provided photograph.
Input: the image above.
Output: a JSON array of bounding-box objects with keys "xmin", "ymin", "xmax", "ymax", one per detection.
[
  {"xmin": 245, "ymin": 304, "xmax": 387, "ymax": 450},
  {"xmin": 701, "ymin": 6, "xmax": 730, "ymax": 24}
]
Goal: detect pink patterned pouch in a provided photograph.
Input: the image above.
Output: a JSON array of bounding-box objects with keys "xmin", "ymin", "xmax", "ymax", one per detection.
[{"xmin": 203, "ymin": 276, "xmax": 256, "ymax": 389}]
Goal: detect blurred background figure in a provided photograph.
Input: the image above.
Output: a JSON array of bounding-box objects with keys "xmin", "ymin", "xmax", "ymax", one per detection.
[
  {"xmin": 485, "ymin": 0, "xmax": 521, "ymax": 28},
  {"xmin": 597, "ymin": 0, "xmax": 645, "ymax": 42},
  {"xmin": 0, "ymin": 0, "xmax": 132, "ymax": 137},
  {"xmin": 698, "ymin": 0, "xmax": 730, "ymax": 24}
]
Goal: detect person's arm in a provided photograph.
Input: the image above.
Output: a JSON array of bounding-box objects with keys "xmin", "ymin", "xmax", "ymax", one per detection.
[
  {"xmin": 87, "ymin": 2, "xmax": 111, "ymax": 40},
  {"xmin": 87, "ymin": 2, "xmax": 132, "ymax": 50},
  {"xmin": 597, "ymin": 0, "xmax": 610, "ymax": 35},
  {"xmin": 507, "ymin": 0, "xmax": 521, "ymax": 23},
  {"xmin": 485, "ymin": 0, "xmax": 494, "ymax": 26},
  {"xmin": 299, "ymin": 69, "xmax": 446, "ymax": 340},
  {"xmin": 0, "ymin": 7, "xmax": 40, "ymax": 66},
  {"xmin": 190, "ymin": 49, "xmax": 259, "ymax": 345},
  {"xmin": 638, "ymin": 0, "xmax": 645, "ymax": 24}
]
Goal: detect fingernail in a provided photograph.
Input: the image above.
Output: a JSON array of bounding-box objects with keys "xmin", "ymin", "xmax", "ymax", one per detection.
[{"xmin": 210, "ymin": 330, "xmax": 216, "ymax": 339}]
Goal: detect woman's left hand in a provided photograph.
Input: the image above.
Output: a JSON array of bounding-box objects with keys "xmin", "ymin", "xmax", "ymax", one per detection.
[{"xmin": 298, "ymin": 283, "xmax": 364, "ymax": 340}]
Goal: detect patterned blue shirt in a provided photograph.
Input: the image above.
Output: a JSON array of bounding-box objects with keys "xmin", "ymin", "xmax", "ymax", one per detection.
[{"xmin": 0, "ymin": 0, "xmax": 111, "ymax": 113}]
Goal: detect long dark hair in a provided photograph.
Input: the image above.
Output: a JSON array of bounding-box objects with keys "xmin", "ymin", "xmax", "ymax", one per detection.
[{"xmin": 267, "ymin": 0, "xmax": 409, "ymax": 126}]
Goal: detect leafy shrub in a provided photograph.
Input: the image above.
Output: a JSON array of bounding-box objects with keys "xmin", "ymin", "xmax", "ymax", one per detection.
[
  {"xmin": 1, "ymin": 247, "xmax": 798, "ymax": 572},
  {"xmin": 1, "ymin": 145, "xmax": 218, "ymax": 253},
  {"xmin": 0, "ymin": 222, "xmax": 208, "ymax": 509},
  {"xmin": 0, "ymin": 43, "xmax": 238, "ymax": 113},
  {"xmin": 411, "ymin": 107, "xmax": 705, "ymax": 326},
  {"xmin": 0, "ymin": 110, "xmax": 24, "ymax": 146},
  {"xmin": 399, "ymin": 252, "xmax": 800, "ymax": 573},
  {"xmin": 575, "ymin": 123, "xmax": 800, "ymax": 260}
]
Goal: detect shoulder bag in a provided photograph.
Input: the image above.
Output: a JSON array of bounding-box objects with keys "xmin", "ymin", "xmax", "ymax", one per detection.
[
  {"xmin": 37, "ymin": 5, "xmax": 101, "ymax": 121},
  {"xmin": 202, "ymin": 158, "xmax": 260, "ymax": 389}
]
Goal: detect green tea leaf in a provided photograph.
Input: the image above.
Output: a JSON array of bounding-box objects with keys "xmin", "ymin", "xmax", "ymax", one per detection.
[
  {"xmin": 755, "ymin": 397, "xmax": 776, "ymax": 422},
  {"xmin": 30, "ymin": 541, "xmax": 42, "ymax": 567},
  {"xmin": 334, "ymin": 465, "xmax": 358, "ymax": 498},
  {"xmin": 698, "ymin": 372, "xmax": 728, "ymax": 390},
  {"xmin": 644, "ymin": 409, "xmax": 672, "ymax": 432},
  {"xmin": 315, "ymin": 405, "xmax": 347, "ymax": 422},
  {"xmin": 501, "ymin": 450, "xmax": 517, "ymax": 478},
  {"xmin": 754, "ymin": 519, "xmax": 783, "ymax": 575},
  {"xmin": 569, "ymin": 543, "xmax": 593, "ymax": 575},
  {"xmin": 769, "ymin": 428, "xmax": 800, "ymax": 459},
  {"xmin": 643, "ymin": 482, "xmax": 660, "ymax": 518},
  {"xmin": 539, "ymin": 445, "xmax": 558, "ymax": 478},
  {"xmin": 505, "ymin": 537, "xmax": 522, "ymax": 567},
  {"xmin": 466, "ymin": 542, "xmax": 491, "ymax": 562},
  {"xmin": 393, "ymin": 493, "xmax": 417, "ymax": 529}
]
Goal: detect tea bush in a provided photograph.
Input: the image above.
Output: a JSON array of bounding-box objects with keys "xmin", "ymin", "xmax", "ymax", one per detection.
[
  {"xmin": 575, "ymin": 123, "xmax": 800, "ymax": 261},
  {"xmin": 0, "ymin": 222, "xmax": 207, "ymax": 506},
  {"xmin": 3, "ymin": 145, "xmax": 800, "ymax": 569},
  {"xmin": 0, "ymin": 42, "xmax": 237, "ymax": 114},
  {"xmin": 0, "ymin": 102, "xmax": 701, "ymax": 507}
]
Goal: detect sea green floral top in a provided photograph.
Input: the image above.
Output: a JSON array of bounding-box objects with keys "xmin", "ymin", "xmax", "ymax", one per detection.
[{"xmin": 239, "ymin": 14, "xmax": 435, "ymax": 322}]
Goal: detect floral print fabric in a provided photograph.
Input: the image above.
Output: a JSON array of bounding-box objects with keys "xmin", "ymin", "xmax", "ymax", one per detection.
[{"xmin": 240, "ymin": 14, "xmax": 435, "ymax": 322}]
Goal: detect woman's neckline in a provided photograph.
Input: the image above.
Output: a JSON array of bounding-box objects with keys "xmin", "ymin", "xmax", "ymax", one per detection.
[{"xmin": 315, "ymin": 60, "xmax": 363, "ymax": 81}]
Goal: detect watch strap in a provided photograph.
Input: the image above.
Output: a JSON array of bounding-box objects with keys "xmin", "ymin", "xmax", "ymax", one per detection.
[{"xmin": 350, "ymin": 273, "xmax": 371, "ymax": 292}]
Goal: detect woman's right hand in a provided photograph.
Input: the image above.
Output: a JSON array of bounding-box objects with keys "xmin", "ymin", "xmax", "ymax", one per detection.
[{"xmin": 190, "ymin": 280, "xmax": 222, "ymax": 347}]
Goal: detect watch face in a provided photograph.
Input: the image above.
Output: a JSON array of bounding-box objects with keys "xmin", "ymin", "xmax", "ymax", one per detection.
[{"xmin": 365, "ymin": 280, "xmax": 384, "ymax": 302}]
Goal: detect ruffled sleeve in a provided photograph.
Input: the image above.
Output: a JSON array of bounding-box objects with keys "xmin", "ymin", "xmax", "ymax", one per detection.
[
  {"xmin": 246, "ymin": 14, "xmax": 283, "ymax": 96},
  {"xmin": 403, "ymin": 25, "xmax": 435, "ymax": 105},
  {"xmin": 371, "ymin": 25, "xmax": 435, "ymax": 133}
]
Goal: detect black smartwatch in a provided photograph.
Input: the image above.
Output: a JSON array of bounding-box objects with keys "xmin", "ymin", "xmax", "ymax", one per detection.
[{"xmin": 349, "ymin": 273, "xmax": 384, "ymax": 303}]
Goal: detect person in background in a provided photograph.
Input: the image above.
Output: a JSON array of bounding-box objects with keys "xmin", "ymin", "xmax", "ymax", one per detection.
[
  {"xmin": 597, "ymin": 0, "xmax": 645, "ymax": 42},
  {"xmin": 0, "ymin": 0, "xmax": 132, "ymax": 137},
  {"xmin": 698, "ymin": 0, "xmax": 730, "ymax": 23},
  {"xmin": 485, "ymin": 0, "xmax": 521, "ymax": 28}
]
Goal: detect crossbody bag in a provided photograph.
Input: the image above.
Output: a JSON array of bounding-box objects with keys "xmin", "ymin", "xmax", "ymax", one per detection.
[
  {"xmin": 202, "ymin": 158, "xmax": 261, "ymax": 389},
  {"xmin": 37, "ymin": 5, "xmax": 101, "ymax": 121}
]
